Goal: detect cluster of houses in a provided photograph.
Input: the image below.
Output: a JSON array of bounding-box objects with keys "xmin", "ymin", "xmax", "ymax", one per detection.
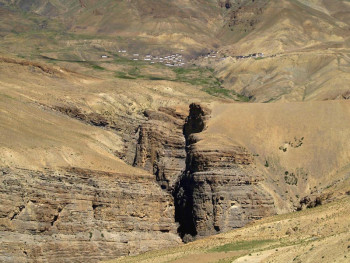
[
  {"xmin": 200, "ymin": 50, "xmax": 265, "ymax": 61},
  {"xmin": 102, "ymin": 50, "xmax": 266, "ymax": 66},
  {"xmin": 131, "ymin": 53, "xmax": 186, "ymax": 67},
  {"xmin": 235, "ymin": 53, "xmax": 264, "ymax": 59},
  {"xmin": 204, "ymin": 51, "xmax": 219, "ymax": 59},
  {"xmin": 100, "ymin": 50, "xmax": 186, "ymax": 67}
]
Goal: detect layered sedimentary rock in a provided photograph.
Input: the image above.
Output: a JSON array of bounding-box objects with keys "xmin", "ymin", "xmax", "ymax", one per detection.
[
  {"xmin": 133, "ymin": 107, "xmax": 187, "ymax": 191},
  {"xmin": 0, "ymin": 167, "xmax": 181, "ymax": 263},
  {"xmin": 175, "ymin": 103, "xmax": 275, "ymax": 239}
]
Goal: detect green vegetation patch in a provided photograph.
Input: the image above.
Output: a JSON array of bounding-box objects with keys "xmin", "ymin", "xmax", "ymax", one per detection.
[
  {"xmin": 171, "ymin": 66, "xmax": 251, "ymax": 101},
  {"xmin": 208, "ymin": 239, "xmax": 274, "ymax": 253},
  {"xmin": 115, "ymin": 71, "xmax": 136, "ymax": 79},
  {"xmin": 284, "ymin": 173, "xmax": 298, "ymax": 185},
  {"xmin": 91, "ymin": 64, "xmax": 105, "ymax": 70}
]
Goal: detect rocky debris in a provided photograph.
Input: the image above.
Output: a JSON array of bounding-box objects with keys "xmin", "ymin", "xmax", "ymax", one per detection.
[
  {"xmin": 53, "ymin": 106, "xmax": 109, "ymax": 127},
  {"xmin": 219, "ymin": 0, "xmax": 269, "ymax": 32},
  {"xmin": 175, "ymin": 103, "xmax": 275, "ymax": 240},
  {"xmin": 133, "ymin": 107, "xmax": 187, "ymax": 191},
  {"xmin": 298, "ymin": 192, "xmax": 334, "ymax": 210},
  {"xmin": 0, "ymin": 57, "xmax": 58, "ymax": 75},
  {"xmin": 0, "ymin": 167, "xmax": 181, "ymax": 262}
]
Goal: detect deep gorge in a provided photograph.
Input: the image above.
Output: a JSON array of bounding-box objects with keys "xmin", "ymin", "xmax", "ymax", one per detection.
[{"xmin": 133, "ymin": 103, "xmax": 276, "ymax": 241}]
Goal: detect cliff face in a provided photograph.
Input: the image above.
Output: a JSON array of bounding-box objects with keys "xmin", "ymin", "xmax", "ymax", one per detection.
[
  {"xmin": 133, "ymin": 107, "xmax": 187, "ymax": 191},
  {"xmin": 132, "ymin": 103, "xmax": 276, "ymax": 240},
  {"xmin": 176, "ymin": 145, "xmax": 275, "ymax": 239},
  {"xmin": 175, "ymin": 103, "xmax": 275, "ymax": 239},
  {"xmin": 0, "ymin": 167, "xmax": 181, "ymax": 263}
]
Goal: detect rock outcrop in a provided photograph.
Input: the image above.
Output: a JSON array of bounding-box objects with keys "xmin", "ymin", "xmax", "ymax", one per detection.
[
  {"xmin": 133, "ymin": 107, "xmax": 187, "ymax": 191},
  {"xmin": 175, "ymin": 103, "xmax": 275, "ymax": 239},
  {"xmin": 0, "ymin": 167, "xmax": 181, "ymax": 263},
  {"xmin": 219, "ymin": 0, "xmax": 269, "ymax": 33}
]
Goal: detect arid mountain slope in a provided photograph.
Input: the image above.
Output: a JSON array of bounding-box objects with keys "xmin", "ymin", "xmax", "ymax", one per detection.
[
  {"xmin": 220, "ymin": 0, "xmax": 350, "ymax": 55},
  {"xmin": 2, "ymin": 0, "xmax": 349, "ymax": 55},
  {"xmin": 205, "ymin": 101, "xmax": 350, "ymax": 211},
  {"xmin": 0, "ymin": 0, "xmax": 223, "ymax": 53},
  {"xmin": 0, "ymin": 55, "xmax": 216, "ymax": 163},
  {"xmin": 1, "ymin": 0, "xmax": 349, "ymax": 103},
  {"xmin": 196, "ymin": 0, "xmax": 350, "ymax": 102},
  {"xmin": 211, "ymin": 50, "xmax": 350, "ymax": 102}
]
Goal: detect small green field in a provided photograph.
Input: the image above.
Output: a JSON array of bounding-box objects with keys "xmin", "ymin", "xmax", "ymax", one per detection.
[{"xmin": 208, "ymin": 239, "xmax": 274, "ymax": 253}]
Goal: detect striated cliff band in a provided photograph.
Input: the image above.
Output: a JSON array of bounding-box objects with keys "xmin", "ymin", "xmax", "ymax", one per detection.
[
  {"xmin": 0, "ymin": 167, "xmax": 181, "ymax": 262},
  {"xmin": 0, "ymin": 85, "xmax": 183, "ymax": 262}
]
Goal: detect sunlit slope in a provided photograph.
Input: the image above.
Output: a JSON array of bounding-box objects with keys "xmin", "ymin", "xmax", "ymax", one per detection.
[
  {"xmin": 0, "ymin": 60, "xmax": 143, "ymax": 174},
  {"xmin": 1, "ymin": 0, "xmax": 349, "ymax": 55},
  {"xmin": 214, "ymin": 50, "xmax": 350, "ymax": 102},
  {"xmin": 220, "ymin": 0, "xmax": 350, "ymax": 55},
  {"xmin": 210, "ymin": 0, "xmax": 350, "ymax": 102},
  {"xmin": 203, "ymin": 101, "xmax": 350, "ymax": 212},
  {"xmin": 0, "ymin": 0, "xmax": 223, "ymax": 52}
]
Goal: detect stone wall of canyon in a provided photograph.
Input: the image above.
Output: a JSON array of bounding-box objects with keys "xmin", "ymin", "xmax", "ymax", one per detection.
[
  {"xmin": 133, "ymin": 107, "xmax": 187, "ymax": 192},
  {"xmin": 0, "ymin": 167, "xmax": 181, "ymax": 263},
  {"xmin": 134, "ymin": 103, "xmax": 276, "ymax": 241}
]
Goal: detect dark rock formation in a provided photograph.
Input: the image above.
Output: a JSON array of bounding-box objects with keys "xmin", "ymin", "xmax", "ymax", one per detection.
[
  {"xmin": 219, "ymin": 0, "xmax": 269, "ymax": 32},
  {"xmin": 175, "ymin": 103, "xmax": 275, "ymax": 239},
  {"xmin": 133, "ymin": 107, "xmax": 187, "ymax": 191},
  {"xmin": 0, "ymin": 167, "xmax": 181, "ymax": 262},
  {"xmin": 298, "ymin": 192, "xmax": 334, "ymax": 210}
]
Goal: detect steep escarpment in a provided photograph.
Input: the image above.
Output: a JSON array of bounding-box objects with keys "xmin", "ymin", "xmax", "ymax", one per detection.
[
  {"xmin": 0, "ymin": 167, "xmax": 181, "ymax": 262},
  {"xmin": 133, "ymin": 107, "xmax": 187, "ymax": 191},
  {"xmin": 173, "ymin": 104, "xmax": 275, "ymax": 240}
]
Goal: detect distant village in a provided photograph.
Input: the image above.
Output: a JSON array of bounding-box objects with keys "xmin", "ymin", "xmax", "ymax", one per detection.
[
  {"xmin": 101, "ymin": 49, "xmax": 187, "ymax": 67},
  {"xmin": 100, "ymin": 49, "xmax": 267, "ymax": 66},
  {"xmin": 202, "ymin": 50, "xmax": 265, "ymax": 61}
]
